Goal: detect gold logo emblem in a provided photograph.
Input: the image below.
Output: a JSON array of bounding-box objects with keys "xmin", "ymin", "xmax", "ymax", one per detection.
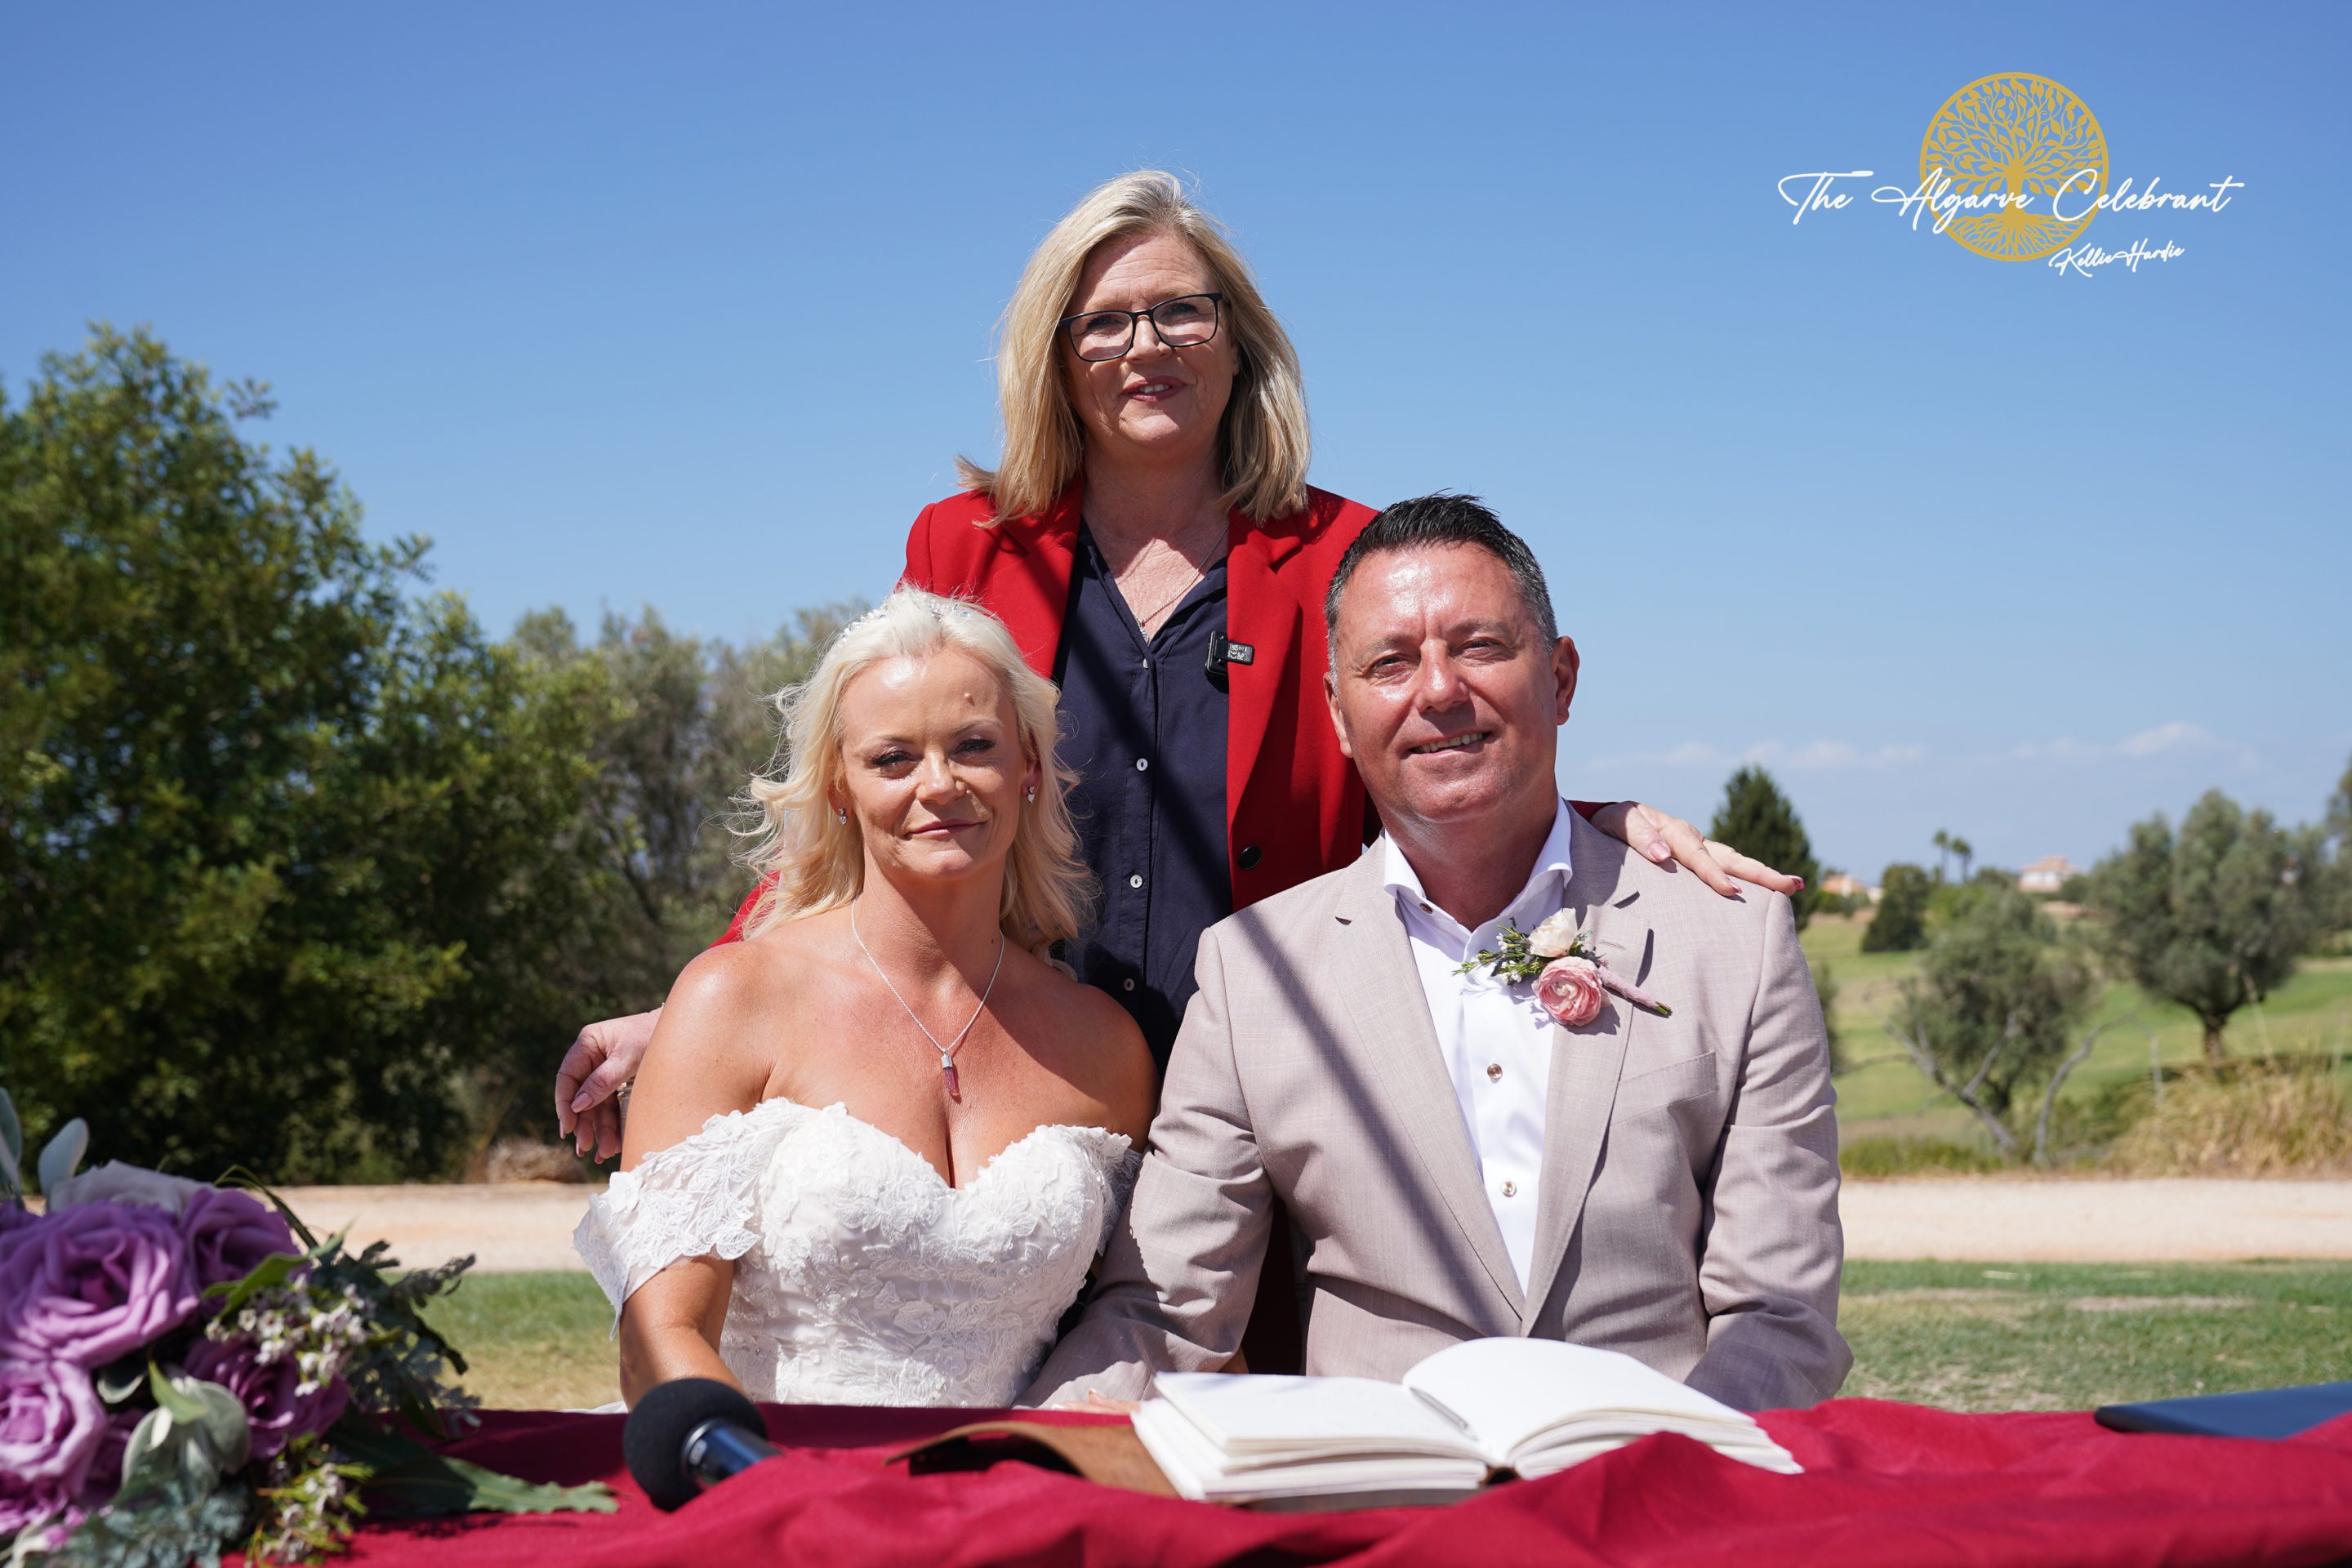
[{"xmin": 1920, "ymin": 74, "xmax": 2109, "ymax": 260}]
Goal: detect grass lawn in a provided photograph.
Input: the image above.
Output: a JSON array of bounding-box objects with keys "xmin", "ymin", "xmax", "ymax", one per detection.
[
  {"xmin": 425, "ymin": 1270, "xmax": 621, "ymax": 1411},
  {"xmin": 428, "ymin": 1263, "xmax": 2352, "ymax": 1414},
  {"xmin": 1802, "ymin": 914, "xmax": 2352, "ymax": 1149}
]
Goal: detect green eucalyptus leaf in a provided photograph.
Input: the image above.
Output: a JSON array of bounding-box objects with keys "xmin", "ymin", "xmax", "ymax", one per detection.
[
  {"xmin": 35, "ymin": 1116, "xmax": 87, "ymax": 1197},
  {"xmin": 330, "ymin": 1419, "xmax": 616, "ymax": 1517},
  {"xmin": 140, "ymin": 1365, "xmax": 253, "ymax": 1481},
  {"xmin": 0, "ymin": 1089, "xmax": 22, "ymax": 1190}
]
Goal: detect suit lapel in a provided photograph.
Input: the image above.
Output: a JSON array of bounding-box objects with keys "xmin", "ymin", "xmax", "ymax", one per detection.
[
  {"xmin": 1524, "ymin": 810, "xmax": 1646, "ymax": 1316},
  {"xmin": 1330, "ymin": 853, "xmax": 1526, "ymax": 1323}
]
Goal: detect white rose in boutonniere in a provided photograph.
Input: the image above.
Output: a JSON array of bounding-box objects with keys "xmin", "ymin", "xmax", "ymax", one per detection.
[
  {"xmin": 1457, "ymin": 911, "xmax": 1674, "ymax": 1018},
  {"xmin": 1526, "ymin": 909, "xmax": 1581, "ymax": 959}
]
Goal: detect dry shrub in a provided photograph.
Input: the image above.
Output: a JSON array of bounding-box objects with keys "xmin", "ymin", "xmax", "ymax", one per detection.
[
  {"xmin": 2107, "ymin": 1061, "xmax": 2352, "ymax": 1176},
  {"xmin": 481, "ymin": 1137, "xmax": 589, "ymax": 1183}
]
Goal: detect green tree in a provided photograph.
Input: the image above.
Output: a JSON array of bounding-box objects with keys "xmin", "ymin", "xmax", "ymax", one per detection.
[
  {"xmin": 1889, "ymin": 884, "xmax": 2105, "ymax": 1164},
  {"xmin": 1862, "ymin": 863, "xmax": 1933, "ymax": 952},
  {"xmin": 1931, "ymin": 830, "xmax": 1952, "ymax": 884},
  {"xmin": 510, "ymin": 602, "xmax": 857, "ymax": 1021},
  {"xmin": 1707, "ymin": 766, "xmax": 1821, "ymax": 929},
  {"xmin": 0, "ymin": 327, "xmax": 614, "ymax": 1180},
  {"xmin": 2324, "ymin": 754, "xmax": 2352, "ymax": 933},
  {"xmin": 2091, "ymin": 790, "xmax": 2330, "ymax": 1062},
  {"xmin": 1952, "ymin": 836, "xmax": 1974, "ymax": 882}
]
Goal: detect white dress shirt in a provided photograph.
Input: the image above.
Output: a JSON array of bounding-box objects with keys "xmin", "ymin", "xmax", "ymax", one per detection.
[{"xmin": 1382, "ymin": 798, "xmax": 1577, "ymax": 1293}]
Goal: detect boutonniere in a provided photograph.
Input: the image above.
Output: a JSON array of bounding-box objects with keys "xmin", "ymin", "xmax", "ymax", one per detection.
[{"xmin": 1455, "ymin": 909, "xmax": 1673, "ymax": 1025}]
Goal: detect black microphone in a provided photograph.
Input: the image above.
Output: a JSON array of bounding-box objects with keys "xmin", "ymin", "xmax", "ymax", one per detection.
[{"xmin": 622, "ymin": 1378, "xmax": 780, "ymax": 1512}]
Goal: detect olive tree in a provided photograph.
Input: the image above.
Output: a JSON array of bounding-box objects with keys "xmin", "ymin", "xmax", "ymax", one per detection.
[
  {"xmin": 2092, "ymin": 790, "xmax": 2329, "ymax": 1062},
  {"xmin": 1888, "ymin": 883, "xmax": 2109, "ymax": 1164}
]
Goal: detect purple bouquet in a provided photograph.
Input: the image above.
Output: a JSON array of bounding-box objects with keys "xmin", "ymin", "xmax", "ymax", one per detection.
[{"xmin": 0, "ymin": 1093, "xmax": 611, "ymax": 1566}]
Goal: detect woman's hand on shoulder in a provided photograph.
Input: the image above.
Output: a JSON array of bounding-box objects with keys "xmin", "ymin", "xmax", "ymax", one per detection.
[
  {"xmin": 1588, "ymin": 800, "xmax": 1806, "ymax": 900},
  {"xmin": 619, "ymin": 943, "xmax": 780, "ymax": 1171}
]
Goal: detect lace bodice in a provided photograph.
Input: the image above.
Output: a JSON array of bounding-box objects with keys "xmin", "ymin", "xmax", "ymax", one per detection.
[{"xmin": 574, "ymin": 1098, "xmax": 1138, "ymax": 1407}]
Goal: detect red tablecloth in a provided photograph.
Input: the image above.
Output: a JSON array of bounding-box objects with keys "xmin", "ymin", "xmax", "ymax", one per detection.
[{"xmin": 303, "ymin": 1400, "xmax": 2352, "ymax": 1568}]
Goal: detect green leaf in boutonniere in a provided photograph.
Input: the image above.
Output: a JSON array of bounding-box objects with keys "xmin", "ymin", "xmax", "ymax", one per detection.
[{"xmin": 1454, "ymin": 920, "xmax": 1549, "ymax": 985}]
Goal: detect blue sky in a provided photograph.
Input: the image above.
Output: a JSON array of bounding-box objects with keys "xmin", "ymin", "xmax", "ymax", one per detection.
[{"xmin": 5, "ymin": 2, "xmax": 2345, "ymax": 880}]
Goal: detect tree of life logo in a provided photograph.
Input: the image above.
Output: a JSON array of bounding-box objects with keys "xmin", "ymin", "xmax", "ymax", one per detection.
[{"xmin": 1921, "ymin": 74, "xmax": 2109, "ymax": 261}]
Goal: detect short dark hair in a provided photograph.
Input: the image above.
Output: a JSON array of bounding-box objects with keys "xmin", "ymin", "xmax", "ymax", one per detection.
[{"xmin": 1323, "ymin": 492, "xmax": 1558, "ymax": 645}]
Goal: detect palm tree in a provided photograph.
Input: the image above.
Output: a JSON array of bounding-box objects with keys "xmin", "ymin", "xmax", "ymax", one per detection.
[
  {"xmin": 1953, "ymin": 837, "xmax": 1975, "ymax": 882},
  {"xmin": 1931, "ymin": 830, "xmax": 1952, "ymax": 884}
]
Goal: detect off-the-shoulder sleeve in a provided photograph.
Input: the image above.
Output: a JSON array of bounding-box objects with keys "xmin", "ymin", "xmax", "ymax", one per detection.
[{"xmin": 573, "ymin": 1100, "xmax": 800, "ymax": 1325}]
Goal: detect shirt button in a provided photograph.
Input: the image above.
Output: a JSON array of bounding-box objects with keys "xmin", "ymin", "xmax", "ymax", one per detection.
[
  {"xmin": 1123, "ymin": 978, "xmax": 1137, "ymax": 991},
  {"xmin": 1501, "ymin": 1180, "xmax": 1517, "ymax": 1198},
  {"xmin": 1486, "ymin": 1063, "xmax": 1503, "ymax": 1083},
  {"xmin": 1129, "ymin": 872, "xmax": 1144, "ymax": 889},
  {"xmin": 1419, "ymin": 902, "xmax": 1433, "ymax": 914},
  {"xmin": 1136, "ymin": 758, "xmax": 1150, "ymax": 772}
]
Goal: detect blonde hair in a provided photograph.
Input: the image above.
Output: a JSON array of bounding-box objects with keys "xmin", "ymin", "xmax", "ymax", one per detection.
[
  {"xmin": 737, "ymin": 588, "xmax": 1092, "ymax": 949},
  {"xmin": 957, "ymin": 171, "xmax": 1312, "ymax": 523}
]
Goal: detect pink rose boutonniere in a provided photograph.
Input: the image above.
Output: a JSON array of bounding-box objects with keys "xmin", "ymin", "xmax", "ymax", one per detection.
[{"xmin": 1457, "ymin": 910, "xmax": 1673, "ymax": 1027}]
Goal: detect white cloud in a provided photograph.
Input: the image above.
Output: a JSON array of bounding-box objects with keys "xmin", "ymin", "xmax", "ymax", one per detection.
[
  {"xmin": 2007, "ymin": 722, "xmax": 2252, "ymax": 768},
  {"xmin": 2117, "ymin": 721, "xmax": 2225, "ymax": 759}
]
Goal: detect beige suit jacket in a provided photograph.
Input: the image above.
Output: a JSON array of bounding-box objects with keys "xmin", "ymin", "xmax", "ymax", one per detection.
[{"xmin": 1026, "ymin": 805, "xmax": 1849, "ymax": 1413}]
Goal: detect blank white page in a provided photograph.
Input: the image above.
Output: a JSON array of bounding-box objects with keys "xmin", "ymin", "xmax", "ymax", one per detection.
[
  {"xmin": 1151, "ymin": 1372, "xmax": 1471, "ymax": 1457},
  {"xmin": 1401, "ymin": 1339, "xmax": 1757, "ymax": 1459}
]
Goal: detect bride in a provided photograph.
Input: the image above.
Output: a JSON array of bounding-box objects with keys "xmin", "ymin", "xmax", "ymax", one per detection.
[{"xmin": 574, "ymin": 588, "xmax": 1155, "ymax": 1408}]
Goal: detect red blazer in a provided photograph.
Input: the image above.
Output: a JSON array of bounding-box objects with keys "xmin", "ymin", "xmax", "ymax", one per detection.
[
  {"xmin": 903, "ymin": 479, "xmax": 1378, "ymax": 908},
  {"xmin": 718, "ymin": 480, "xmax": 1601, "ymax": 938}
]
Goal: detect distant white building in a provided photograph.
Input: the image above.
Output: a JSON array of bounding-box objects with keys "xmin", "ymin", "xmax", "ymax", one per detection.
[
  {"xmin": 2018, "ymin": 855, "xmax": 2079, "ymax": 894},
  {"xmin": 1820, "ymin": 871, "xmax": 1873, "ymax": 902}
]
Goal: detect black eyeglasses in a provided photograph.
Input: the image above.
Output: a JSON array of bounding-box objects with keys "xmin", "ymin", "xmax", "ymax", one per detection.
[{"xmin": 1057, "ymin": 293, "xmax": 1224, "ymax": 362}]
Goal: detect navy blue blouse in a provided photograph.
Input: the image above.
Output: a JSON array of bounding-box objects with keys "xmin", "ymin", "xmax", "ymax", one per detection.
[{"xmin": 1051, "ymin": 526, "xmax": 1232, "ymax": 1065}]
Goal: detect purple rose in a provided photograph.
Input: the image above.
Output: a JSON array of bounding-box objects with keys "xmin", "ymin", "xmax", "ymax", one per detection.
[
  {"xmin": 179, "ymin": 1186, "xmax": 299, "ymax": 1290},
  {"xmin": 0, "ymin": 1202, "xmax": 38, "ymax": 1238},
  {"xmin": 0, "ymin": 1358, "xmax": 105, "ymax": 1537},
  {"xmin": 0, "ymin": 1202, "xmax": 198, "ymax": 1367},
  {"xmin": 182, "ymin": 1335, "xmax": 348, "ymax": 1460},
  {"xmin": 74, "ymin": 1406, "xmax": 141, "ymax": 1511}
]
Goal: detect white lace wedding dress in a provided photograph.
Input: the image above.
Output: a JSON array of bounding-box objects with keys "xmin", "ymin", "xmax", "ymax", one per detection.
[{"xmin": 573, "ymin": 1097, "xmax": 1139, "ymax": 1406}]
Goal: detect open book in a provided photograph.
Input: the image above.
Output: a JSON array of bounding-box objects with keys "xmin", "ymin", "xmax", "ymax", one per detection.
[{"xmin": 1130, "ymin": 1338, "xmax": 1800, "ymax": 1507}]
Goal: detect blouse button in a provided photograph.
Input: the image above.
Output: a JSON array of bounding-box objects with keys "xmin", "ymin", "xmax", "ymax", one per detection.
[
  {"xmin": 1136, "ymin": 758, "xmax": 1150, "ymax": 772},
  {"xmin": 1501, "ymin": 1180, "xmax": 1517, "ymax": 1198},
  {"xmin": 1123, "ymin": 978, "xmax": 1136, "ymax": 991},
  {"xmin": 1486, "ymin": 1063, "xmax": 1503, "ymax": 1083},
  {"xmin": 1129, "ymin": 872, "xmax": 1144, "ymax": 889}
]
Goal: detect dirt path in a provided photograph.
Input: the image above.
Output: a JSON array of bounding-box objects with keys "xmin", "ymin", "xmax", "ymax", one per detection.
[
  {"xmin": 1837, "ymin": 1178, "xmax": 2352, "ymax": 1263},
  {"xmin": 280, "ymin": 1178, "xmax": 2352, "ymax": 1272}
]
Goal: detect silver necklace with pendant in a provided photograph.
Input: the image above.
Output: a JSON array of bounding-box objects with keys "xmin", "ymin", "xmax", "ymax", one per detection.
[{"xmin": 849, "ymin": 899, "xmax": 1004, "ymax": 1102}]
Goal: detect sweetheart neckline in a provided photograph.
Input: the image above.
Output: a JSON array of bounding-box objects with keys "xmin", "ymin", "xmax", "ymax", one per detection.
[{"xmin": 747, "ymin": 1095, "xmax": 1130, "ymax": 1194}]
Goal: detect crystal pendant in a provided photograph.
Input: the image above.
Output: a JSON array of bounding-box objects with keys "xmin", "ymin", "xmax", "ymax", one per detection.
[{"xmin": 941, "ymin": 1050, "xmax": 960, "ymax": 1102}]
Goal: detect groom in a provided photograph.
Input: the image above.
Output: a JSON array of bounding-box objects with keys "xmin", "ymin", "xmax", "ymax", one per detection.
[{"xmin": 1027, "ymin": 494, "xmax": 1847, "ymax": 1412}]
